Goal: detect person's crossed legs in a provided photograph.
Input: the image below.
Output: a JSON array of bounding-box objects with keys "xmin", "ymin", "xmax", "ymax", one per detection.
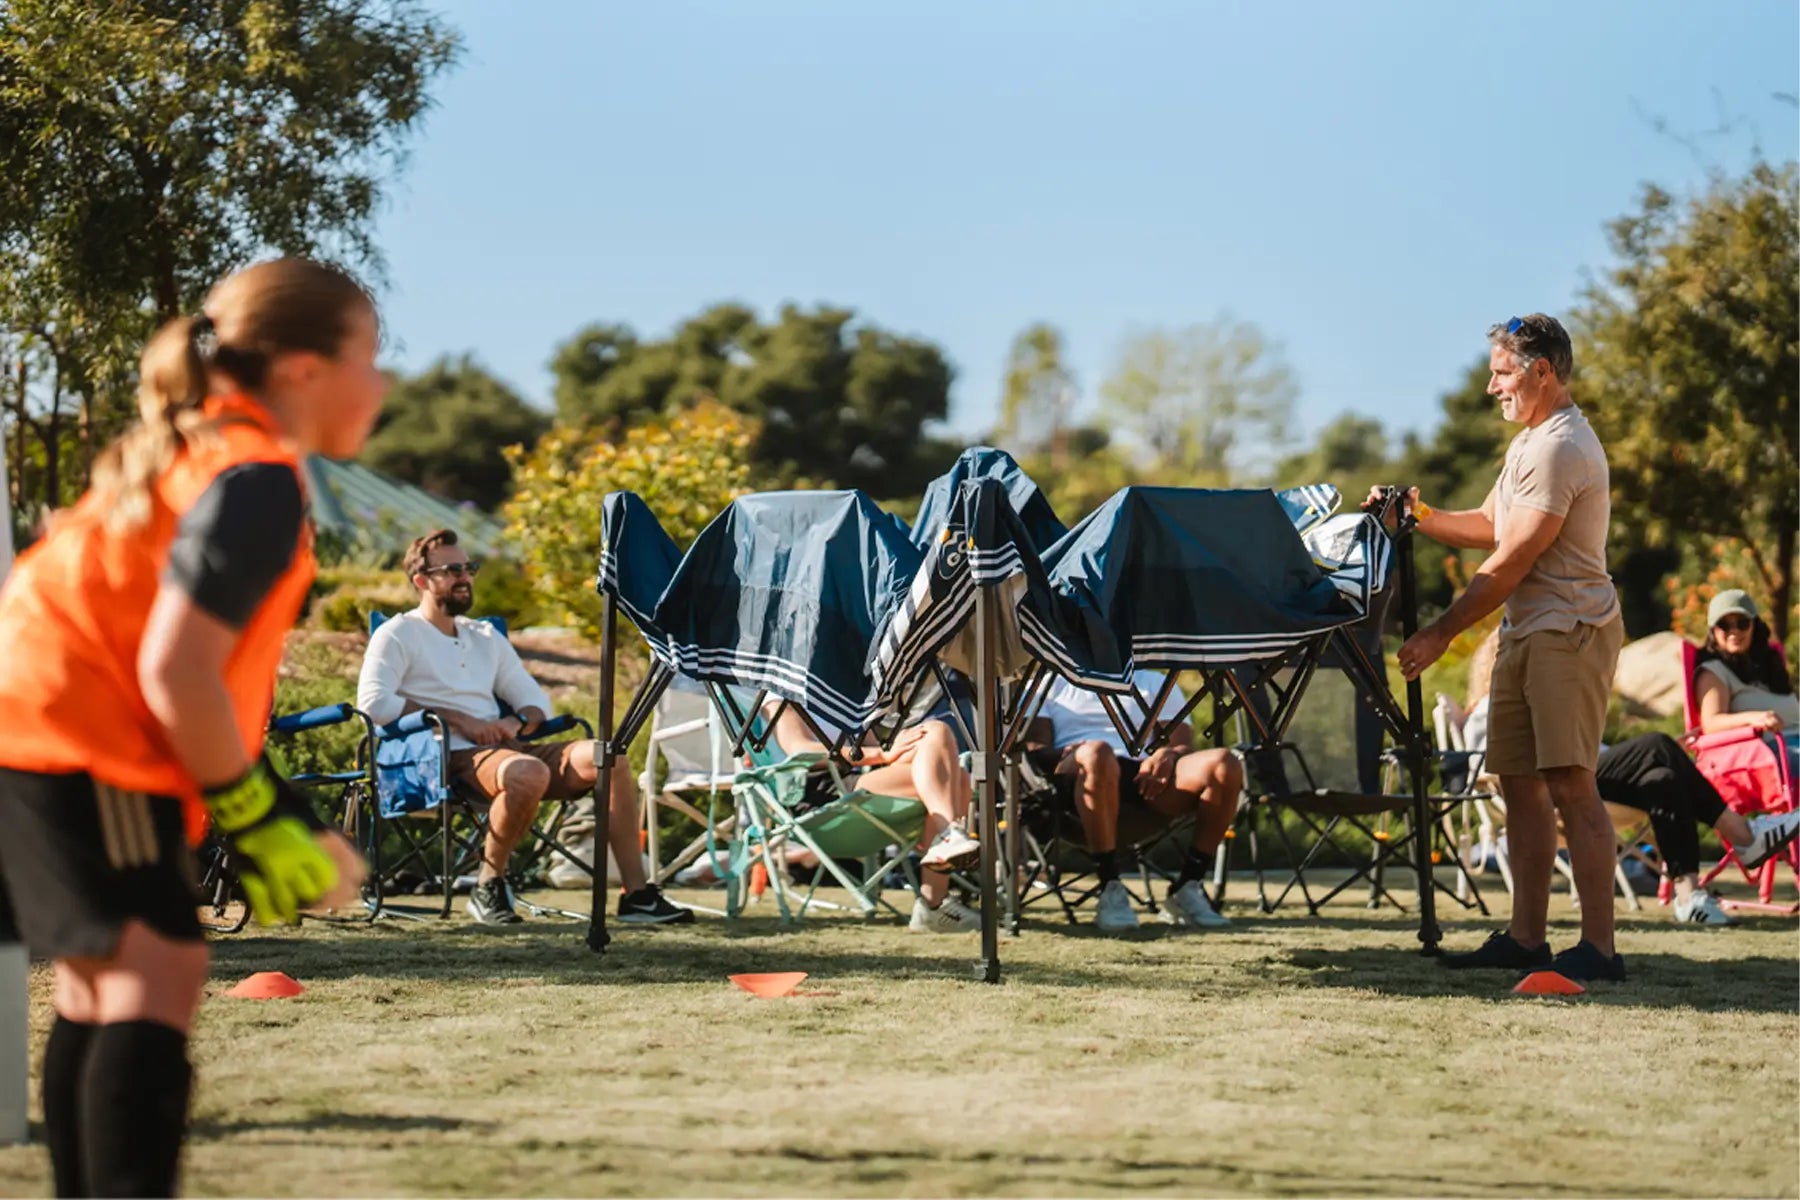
[{"xmin": 853, "ymin": 719, "xmax": 973, "ymax": 909}]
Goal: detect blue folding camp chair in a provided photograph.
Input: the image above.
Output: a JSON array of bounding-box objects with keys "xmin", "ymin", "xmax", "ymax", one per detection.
[
  {"xmin": 350, "ymin": 612, "xmax": 595, "ymax": 920},
  {"xmin": 196, "ymin": 700, "xmax": 379, "ymax": 930}
]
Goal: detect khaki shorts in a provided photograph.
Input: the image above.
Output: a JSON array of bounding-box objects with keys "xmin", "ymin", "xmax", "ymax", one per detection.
[
  {"xmin": 1486, "ymin": 616, "xmax": 1624, "ymax": 776},
  {"xmin": 449, "ymin": 739, "xmax": 594, "ymax": 802}
]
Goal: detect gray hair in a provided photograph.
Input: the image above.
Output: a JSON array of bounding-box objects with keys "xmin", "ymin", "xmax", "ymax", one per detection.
[{"xmin": 1487, "ymin": 313, "xmax": 1573, "ymax": 383}]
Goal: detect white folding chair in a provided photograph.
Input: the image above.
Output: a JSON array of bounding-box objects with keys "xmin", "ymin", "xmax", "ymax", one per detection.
[{"xmin": 639, "ymin": 676, "xmax": 738, "ymax": 886}]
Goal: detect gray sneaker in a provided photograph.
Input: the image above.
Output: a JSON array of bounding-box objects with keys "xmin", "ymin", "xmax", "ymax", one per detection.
[
  {"xmin": 1093, "ymin": 879, "xmax": 1140, "ymax": 933},
  {"xmin": 467, "ymin": 877, "xmax": 523, "ymax": 925},
  {"xmin": 909, "ymin": 894, "xmax": 981, "ymax": 933},
  {"xmin": 1161, "ymin": 880, "xmax": 1230, "ymax": 928}
]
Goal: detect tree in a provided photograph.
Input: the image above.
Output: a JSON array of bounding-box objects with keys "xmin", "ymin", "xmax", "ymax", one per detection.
[
  {"xmin": 1574, "ymin": 161, "xmax": 1799, "ymax": 641},
  {"xmin": 1020, "ymin": 424, "xmax": 1135, "ymax": 524},
  {"xmin": 1098, "ymin": 315, "xmax": 1297, "ymax": 485},
  {"xmin": 359, "ymin": 355, "xmax": 547, "ymax": 510},
  {"xmin": 1273, "ymin": 412, "xmax": 1391, "ymax": 495},
  {"xmin": 997, "ymin": 323, "xmax": 1076, "ymax": 463},
  {"xmin": 501, "ymin": 401, "xmax": 757, "ymax": 641},
  {"xmin": 548, "ymin": 302, "xmax": 954, "ymax": 498},
  {"xmin": 0, "ymin": 0, "xmax": 458, "ymax": 517}
]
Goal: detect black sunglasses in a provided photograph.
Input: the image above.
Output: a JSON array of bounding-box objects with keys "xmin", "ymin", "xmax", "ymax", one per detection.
[
  {"xmin": 423, "ymin": 562, "xmax": 481, "ymax": 579},
  {"xmin": 1715, "ymin": 614, "xmax": 1754, "ymax": 633}
]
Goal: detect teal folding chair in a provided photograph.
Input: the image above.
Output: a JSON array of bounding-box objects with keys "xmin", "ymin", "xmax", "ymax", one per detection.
[{"xmin": 714, "ymin": 694, "xmax": 928, "ymax": 923}]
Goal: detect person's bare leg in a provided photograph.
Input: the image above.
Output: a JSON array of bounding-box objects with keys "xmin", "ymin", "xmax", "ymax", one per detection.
[
  {"xmin": 485, "ymin": 757, "xmax": 548, "ymax": 881},
  {"xmin": 1546, "ymin": 765, "xmax": 1617, "ymax": 957},
  {"xmin": 1058, "ymin": 741, "xmax": 1120, "ymax": 854},
  {"xmin": 856, "ymin": 722, "xmax": 967, "ymax": 906},
  {"xmin": 54, "ymin": 923, "xmax": 209, "ymax": 1034},
  {"xmin": 567, "ymin": 739, "xmax": 649, "ymax": 894},
  {"xmin": 1714, "ymin": 808, "xmax": 1752, "ymax": 847},
  {"xmin": 1167, "ymin": 748, "xmax": 1241, "ymax": 855},
  {"xmin": 1500, "ymin": 773, "xmax": 1555, "ymax": 950}
]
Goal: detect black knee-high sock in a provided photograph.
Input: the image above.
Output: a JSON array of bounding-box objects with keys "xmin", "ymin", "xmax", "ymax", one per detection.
[
  {"xmin": 1174, "ymin": 848, "xmax": 1213, "ymax": 889},
  {"xmin": 81, "ymin": 1021, "xmax": 193, "ymax": 1199},
  {"xmin": 42, "ymin": 1016, "xmax": 95, "ymax": 1199},
  {"xmin": 1092, "ymin": 849, "xmax": 1121, "ymax": 883}
]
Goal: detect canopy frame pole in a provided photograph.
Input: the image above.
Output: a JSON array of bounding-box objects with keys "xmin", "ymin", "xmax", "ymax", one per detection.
[
  {"xmin": 972, "ymin": 582, "xmax": 1002, "ymax": 983},
  {"xmin": 585, "ymin": 592, "xmax": 619, "ymax": 954},
  {"xmin": 1390, "ymin": 491, "xmax": 1440, "ymax": 955}
]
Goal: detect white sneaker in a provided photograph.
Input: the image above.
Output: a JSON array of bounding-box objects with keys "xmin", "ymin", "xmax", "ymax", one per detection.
[
  {"xmin": 919, "ymin": 820, "xmax": 981, "ymax": 871},
  {"xmin": 909, "ymin": 894, "xmax": 981, "ymax": 933},
  {"xmin": 1674, "ymin": 890, "xmax": 1735, "ymax": 926},
  {"xmin": 546, "ymin": 835, "xmax": 595, "ymax": 888},
  {"xmin": 1735, "ymin": 810, "xmax": 1800, "ymax": 871},
  {"xmin": 1093, "ymin": 879, "xmax": 1140, "ymax": 934},
  {"xmin": 1161, "ymin": 880, "xmax": 1230, "ymax": 928}
]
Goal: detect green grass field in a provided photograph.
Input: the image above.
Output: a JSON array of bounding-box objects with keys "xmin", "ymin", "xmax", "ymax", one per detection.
[{"xmin": 0, "ymin": 876, "xmax": 1794, "ymax": 1198}]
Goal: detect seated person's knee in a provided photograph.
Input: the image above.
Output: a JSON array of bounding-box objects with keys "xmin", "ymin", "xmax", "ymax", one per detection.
[
  {"xmin": 497, "ymin": 756, "xmax": 553, "ymax": 805},
  {"xmin": 1072, "ymin": 740, "xmax": 1118, "ymax": 777}
]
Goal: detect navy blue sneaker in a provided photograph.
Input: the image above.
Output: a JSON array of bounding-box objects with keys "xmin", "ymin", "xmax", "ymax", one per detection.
[
  {"xmin": 1547, "ymin": 940, "xmax": 1626, "ymax": 983},
  {"xmin": 1440, "ymin": 929, "xmax": 1552, "ymax": 971}
]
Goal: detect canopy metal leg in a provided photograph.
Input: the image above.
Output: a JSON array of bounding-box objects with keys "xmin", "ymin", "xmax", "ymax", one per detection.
[
  {"xmin": 1394, "ymin": 511, "xmax": 1441, "ymax": 956},
  {"xmin": 585, "ymin": 594, "xmax": 617, "ymax": 954},
  {"xmin": 973, "ymin": 584, "xmax": 1002, "ymax": 983},
  {"xmin": 1004, "ymin": 756, "xmax": 1022, "ymax": 937}
]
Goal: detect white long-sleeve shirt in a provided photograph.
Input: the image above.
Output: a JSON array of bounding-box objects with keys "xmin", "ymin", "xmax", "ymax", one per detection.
[{"xmin": 357, "ymin": 608, "xmax": 554, "ymax": 750}]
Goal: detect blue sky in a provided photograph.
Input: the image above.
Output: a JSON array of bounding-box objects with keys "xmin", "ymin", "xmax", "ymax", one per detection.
[{"xmin": 372, "ymin": 0, "xmax": 1798, "ymax": 454}]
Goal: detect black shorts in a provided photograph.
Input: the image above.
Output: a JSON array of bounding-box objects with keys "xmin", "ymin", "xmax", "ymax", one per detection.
[
  {"xmin": 0, "ymin": 768, "xmax": 203, "ymax": 959},
  {"xmin": 1031, "ymin": 750, "xmax": 1169, "ymax": 845}
]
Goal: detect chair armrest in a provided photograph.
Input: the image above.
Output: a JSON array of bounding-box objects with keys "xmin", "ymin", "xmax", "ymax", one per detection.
[
  {"xmin": 269, "ymin": 703, "xmax": 355, "ymax": 735},
  {"xmin": 522, "ymin": 713, "xmax": 588, "ymax": 742},
  {"xmin": 379, "ymin": 711, "xmax": 440, "ymax": 739},
  {"xmin": 1690, "ymin": 726, "xmax": 1768, "ymax": 753}
]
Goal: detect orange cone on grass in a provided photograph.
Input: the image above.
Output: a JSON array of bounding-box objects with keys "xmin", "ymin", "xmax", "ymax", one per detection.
[
  {"xmin": 1514, "ymin": 970, "xmax": 1585, "ymax": 996},
  {"xmin": 729, "ymin": 972, "xmax": 807, "ymax": 998},
  {"xmin": 226, "ymin": 971, "xmax": 304, "ymax": 999}
]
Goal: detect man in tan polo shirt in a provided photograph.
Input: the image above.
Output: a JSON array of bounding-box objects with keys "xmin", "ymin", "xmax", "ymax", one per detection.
[{"xmin": 1368, "ymin": 313, "xmax": 1626, "ymax": 983}]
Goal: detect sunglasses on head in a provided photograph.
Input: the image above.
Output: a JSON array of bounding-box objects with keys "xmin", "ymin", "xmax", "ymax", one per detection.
[
  {"xmin": 423, "ymin": 561, "xmax": 481, "ymax": 579},
  {"xmin": 1715, "ymin": 614, "xmax": 1754, "ymax": 634}
]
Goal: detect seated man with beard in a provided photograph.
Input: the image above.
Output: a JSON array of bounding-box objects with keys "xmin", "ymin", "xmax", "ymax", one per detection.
[{"xmin": 357, "ymin": 529, "xmax": 691, "ymax": 927}]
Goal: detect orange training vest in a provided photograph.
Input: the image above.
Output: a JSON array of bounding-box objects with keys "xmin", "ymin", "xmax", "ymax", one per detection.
[{"xmin": 0, "ymin": 394, "xmax": 316, "ymax": 842}]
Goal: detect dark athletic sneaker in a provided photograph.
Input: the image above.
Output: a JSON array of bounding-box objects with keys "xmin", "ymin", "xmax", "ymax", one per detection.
[
  {"xmin": 1546, "ymin": 940, "xmax": 1626, "ymax": 983},
  {"xmin": 1440, "ymin": 929, "xmax": 1552, "ymax": 971},
  {"xmin": 617, "ymin": 885, "xmax": 696, "ymax": 925},
  {"xmin": 467, "ymin": 877, "xmax": 523, "ymax": 925}
]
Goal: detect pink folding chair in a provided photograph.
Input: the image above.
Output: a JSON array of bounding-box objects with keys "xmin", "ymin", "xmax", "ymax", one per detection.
[{"xmin": 1679, "ymin": 639, "xmax": 1799, "ymax": 914}]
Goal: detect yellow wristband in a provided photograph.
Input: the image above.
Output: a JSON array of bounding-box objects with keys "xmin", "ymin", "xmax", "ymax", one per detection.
[{"xmin": 1412, "ymin": 500, "xmax": 1434, "ymax": 520}]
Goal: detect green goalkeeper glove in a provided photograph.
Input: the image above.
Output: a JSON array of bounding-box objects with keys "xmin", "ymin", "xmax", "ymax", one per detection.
[{"xmin": 202, "ymin": 761, "xmax": 338, "ymax": 927}]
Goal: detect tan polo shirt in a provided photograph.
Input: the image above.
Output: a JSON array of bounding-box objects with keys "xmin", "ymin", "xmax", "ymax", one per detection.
[{"xmin": 1489, "ymin": 403, "xmax": 1620, "ymax": 640}]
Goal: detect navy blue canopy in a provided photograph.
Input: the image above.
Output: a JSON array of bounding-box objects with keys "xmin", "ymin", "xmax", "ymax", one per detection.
[
  {"xmin": 1039, "ymin": 486, "xmax": 1381, "ymax": 685},
  {"xmin": 601, "ymin": 489, "xmax": 920, "ymax": 738},
  {"xmin": 910, "ymin": 446, "xmax": 1068, "ymax": 552},
  {"xmin": 598, "ymin": 491, "xmax": 684, "ymax": 663}
]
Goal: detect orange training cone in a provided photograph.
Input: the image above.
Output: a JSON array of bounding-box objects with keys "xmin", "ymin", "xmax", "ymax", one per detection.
[
  {"xmin": 729, "ymin": 972, "xmax": 807, "ymax": 998},
  {"xmin": 226, "ymin": 971, "xmax": 305, "ymax": 999},
  {"xmin": 1514, "ymin": 970, "xmax": 1585, "ymax": 997}
]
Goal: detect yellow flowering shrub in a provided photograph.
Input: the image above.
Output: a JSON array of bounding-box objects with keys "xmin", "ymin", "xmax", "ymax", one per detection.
[{"xmin": 501, "ymin": 401, "xmax": 757, "ymax": 641}]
